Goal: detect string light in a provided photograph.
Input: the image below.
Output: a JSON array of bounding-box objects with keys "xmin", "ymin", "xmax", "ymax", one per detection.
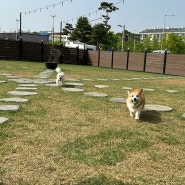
[
  {"xmin": 62, "ymin": 0, "xmax": 124, "ymax": 24},
  {"xmin": 21, "ymin": 0, "xmax": 72, "ymax": 15}
]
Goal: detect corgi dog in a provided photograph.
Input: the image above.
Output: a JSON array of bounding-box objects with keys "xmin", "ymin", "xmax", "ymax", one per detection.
[
  {"xmin": 55, "ymin": 67, "xmax": 65, "ymax": 86},
  {"xmin": 126, "ymin": 89, "xmax": 145, "ymax": 120}
]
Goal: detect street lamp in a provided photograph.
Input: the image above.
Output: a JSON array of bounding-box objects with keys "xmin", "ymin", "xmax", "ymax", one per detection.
[
  {"xmin": 161, "ymin": 14, "xmax": 175, "ymax": 50},
  {"xmin": 118, "ymin": 24, "xmax": 125, "ymax": 52},
  {"xmin": 51, "ymin": 15, "xmax": 56, "ymax": 45},
  {"xmin": 16, "ymin": 19, "xmax": 19, "ymax": 40}
]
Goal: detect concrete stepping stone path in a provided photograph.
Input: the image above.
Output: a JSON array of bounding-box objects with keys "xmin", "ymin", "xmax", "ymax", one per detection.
[
  {"xmin": 109, "ymin": 97, "xmax": 126, "ymax": 103},
  {"xmin": 182, "ymin": 113, "xmax": 185, "ymax": 118},
  {"xmin": 166, "ymin": 90, "xmax": 179, "ymax": 93},
  {"xmin": 8, "ymin": 91, "xmax": 38, "ymax": 96},
  {"xmin": 84, "ymin": 92, "xmax": 108, "ymax": 97},
  {"xmin": 0, "ymin": 117, "xmax": 9, "ymax": 124},
  {"xmin": 0, "ymin": 97, "xmax": 29, "ymax": 103},
  {"xmin": 0, "ymin": 80, "xmax": 6, "ymax": 83},
  {"xmin": 62, "ymin": 88, "xmax": 84, "ymax": 92},
  {"xmin": 16, "ymin": 87, "xmax": 37, "ymax": 90},
  {"xmin": 95, "ymin": 85, "xmax": 109, "ymax": 89},
  {"xmin": 0, "ymin": 105, "xmax": 19, "ymax": 111},
  {"xmin": 145, "ymin": 104, "xmax": 173, "ymax": 112}
]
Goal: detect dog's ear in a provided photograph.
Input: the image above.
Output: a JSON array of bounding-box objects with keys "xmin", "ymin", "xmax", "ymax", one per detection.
[{"xmin": 127, "ymin": 90, "xmax": 130, "ymax": 95}]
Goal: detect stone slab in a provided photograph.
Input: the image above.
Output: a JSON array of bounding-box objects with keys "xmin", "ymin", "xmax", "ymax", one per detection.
[
  {"xmin": 166, "ymin": 90, "xmax": 179, "ymax": 93},
  {"xmin": 95, "ymin": 85, "xmax": 109, "ymax": 88},
  {"xmin": 143, "ymin": 88, "xmax": 155, "ymax": 92},
  {"xmin": 0, "ymin": 80, "xmax": 6, "ymax": 83},
  {"xmin": 0, "ymin": 117, "xmax": 9, "ymax": 124},
  {"xmin": 8, "ymin": 91, "xmax": 38, "ymax": 96},
  {"xmin": 65, "ymin": 82, "xmax": 84, "ymax": 86},
  {"xmin": 144, "ymin": 104, "xmax": 173, "ymax": 112},
  {"xmin": 109, "ymin": 98, "xmax": 126, "ymax": 103},
  {"xmin": 182, "ymin": 113, "xmax": 185, "ymax": 118},
  {"xmin": 18, "ymin": 84, "xmax": 37, "ymax": 87},
  {"xmin": 84, "ymin": 92, "xmax": 108, "ymax": 97},
  {"xmin": 16, "ymin": 87, "xmax": 37, "ymax": 90},
  {"xmin": 0, "ymin": 97, "xmax": 29, "ymax": 103},
  {"xmin": 0, "ymin": 105, "xmax": 19, "ymax": 111},
  {"xmin": 9, "ymin": 78, "xmax": 33, "ymax": 84},
  {"xmin": 122, "ymin": 87, "xmax": 133, "ymax": 90},
  {"xmin": 62, "ymin": 88, "xmax": 84, "ymax": 92},
  {"xmin": 45, "ymin": 83, "xmax": 58, "ymax": 87}
]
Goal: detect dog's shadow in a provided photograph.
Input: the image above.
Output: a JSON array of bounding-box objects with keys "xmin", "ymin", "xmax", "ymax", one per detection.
[{"xmin": 140, "ymin": 110, "xmax": 162, "ymax": 124}]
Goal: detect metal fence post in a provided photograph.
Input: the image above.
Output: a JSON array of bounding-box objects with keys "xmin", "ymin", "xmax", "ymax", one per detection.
[
  {"xmin": 19, "ymin": 37, "xmax": 22, "ymax": 61},
  {"xmin": 98, "ymin": 47, "xmax": 100, "ymax": 67},
  {"xmin": 41, "ymin": 40, "xmax": 44, "ymax": 62},
  {"xmin": 143, "ymin": 48, "xmax": 147, "ymax": 72},
  {"xmin": 163, "ymin": 49, "xmax": 168, "ymax": 74},
  {"xmin": 111, "ymin": 48, "xmax": 114, "ymax": 69},
  {"xmin": 126, "ymin": 48, "xmax": 130, "ymax": 70}
]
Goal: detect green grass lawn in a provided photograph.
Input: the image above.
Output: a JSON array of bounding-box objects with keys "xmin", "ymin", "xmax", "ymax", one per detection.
[{"xmin": 0, "ymin": 60, "xmax": 185, "ymax": 185}]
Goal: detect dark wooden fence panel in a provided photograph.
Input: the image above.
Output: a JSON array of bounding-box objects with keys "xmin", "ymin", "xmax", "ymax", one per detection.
[
  {"xmin": 145, "ymin": 53, "xmax": 164, "ymax": 74},
  {"xmin": 22, "ymin": 42, "xmax": 42, "ymax": 61},
  {"xmin": 165, "ymin": 54, "xmax": 185, "ymax": 76},
  {"xmin": 88, "ymin": 50, "xmax": 99, "ymax": 66},
  {"xmin": 0, "ymin": 40, "xmax": 20, "ymax": 60},
  {"xmin": 113, "ymin": 52, "xmax": 127, "ymax": 70},
  {"xmin": 128, "ymin": 52, "xmax": 144, "ymax": 71},
  {"xmin": 99, "ymin": 51, "xmax": 112, "ymax": 68}
]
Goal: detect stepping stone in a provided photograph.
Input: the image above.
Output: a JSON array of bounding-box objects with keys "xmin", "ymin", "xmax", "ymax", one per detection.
[
  {"xmin": 0, "ymin": 73, "xmax": 12, "ymax": 76},
  {"xmin": 0, "ymin": 97, "xmax": 29, "ymax": 103},
  {"xmin": 182, "ymin": 113, "xmax": 185, "ymax": 118},
  {"xmin": 65, "ymin": 82, "xmax": 84, "ymax": 86},
  {"xmin": 18, "ymin": 84, "xmax": 37, "ymax": 87},
  {"xmin": 8, "ymin": 91, "xmax": 38, "ymax": 96},
  {"xmin": 144, "ymin": 104, "xmax": 173, "ymax": 112},
  {"xmin": 33, "ymin": 79, "xmax": 50, "ymax": 84},
  {"xmin": 166, "ymin": 89, "xmax": 179, "ymax": 93},
  {"xmin": 122, "ymin": 78, "xmax": 133, "ymax": 81},
  {"xmin": 109, "ymin": 98, "xmax": 126, "ymax": 103},
  {"xmin": 95, "ymin": 85, "xmax": 109, "ymax": 89},
  {"xmin": 0, "ymin": 117, "xmax": 9, "ymax": 124},
  {"xmin": 9, "ymin": 78, "xmax": 33, "ymax": 84},
  {"xmin": 122, "ymin": 87, "xmax": 133, "ymax": 90},
  {"xmin": 84, "ymin": 92, "xmax": 108, "ymax": 97},
  {"xmin": 0, "ymin": 80, "xmax": 6, "ymax": 83},
  {"xmin": 16, "ymin": 87, "xmax": 37, "ymax": 90},
  {"xmin": 5, "ymin": 75, "xmax": 21, "ymax": 79},
  {"xmin": 111, "ymin": 78, "xmax": 120, "ymax": 81},
  {"xmin": 45, "ymin": 83, "xmax": 58, "ymax": 87},
  {"xmin": 0, "ymin": 105, "xmax": 19, "ymax": 111},
  {"xmin": 62, "ymin": 88, "xmax": 84, "ymax": 92},
  {"xmin": 143, "ymin": 88, "xmax": 155, "ymax": 92}
]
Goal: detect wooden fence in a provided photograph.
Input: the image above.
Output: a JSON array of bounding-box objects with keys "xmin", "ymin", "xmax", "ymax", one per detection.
[
  {"xmin": 0, "ymin": 39, "xmax": 185, "ymax": 76},
  {"xmin": 88, "ymin": 49, "xmax": 185, "ymax": 76}
]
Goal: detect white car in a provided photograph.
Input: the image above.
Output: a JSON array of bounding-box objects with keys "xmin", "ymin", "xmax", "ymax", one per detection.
[{"xmin": 152, "ymin": 50, "xmax": 170, "ymax": 54}]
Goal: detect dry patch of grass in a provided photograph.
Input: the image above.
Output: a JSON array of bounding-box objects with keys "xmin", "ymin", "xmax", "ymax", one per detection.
[{"xmin": 0, "ymin": 60, "xmax": 185, "ymax": 185}]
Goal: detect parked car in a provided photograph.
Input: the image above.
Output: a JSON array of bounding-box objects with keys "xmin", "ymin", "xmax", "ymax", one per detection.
[{"xmin": 152, "ymin": 50, "xmax": 171, "ymax": 54}]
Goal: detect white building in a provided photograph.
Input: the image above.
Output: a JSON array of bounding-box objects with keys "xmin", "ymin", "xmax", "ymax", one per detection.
[{"xmin": 140, "ymin": 27, "xmax": 185, "ymax": 41}]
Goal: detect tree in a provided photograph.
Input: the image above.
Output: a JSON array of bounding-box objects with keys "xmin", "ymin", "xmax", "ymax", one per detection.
[
  {"xmin": 70, "ymin": 17, "xmax": 92, "ymax": 43},
  {"xmin": 62, "ymin": 23, "xmax": 74, "ymax": 35},
  {"xmin": 98, "ymin": 2, "xmax": 119, "ymax": 30},
  {"xmin": 90, "ymin": 23, "xmax": 108, "ymax": 47},
  {"xmin": 167, "ymin": 33, "xmax": 185, "ymax": 54}
]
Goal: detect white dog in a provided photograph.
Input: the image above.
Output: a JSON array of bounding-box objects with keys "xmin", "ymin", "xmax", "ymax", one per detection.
[{"xmin": 55, "ymin": 67, "xmax": 65, "ymax": 86}]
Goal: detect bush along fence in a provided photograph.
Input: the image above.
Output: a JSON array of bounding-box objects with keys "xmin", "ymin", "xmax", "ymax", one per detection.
[
  {"xmin": 0, "ymin": 39, "xmax": 185, "ymax": 76},
  {"xmin": 88, "ymin": 48, "xmax": 185, "ymax": 76}
]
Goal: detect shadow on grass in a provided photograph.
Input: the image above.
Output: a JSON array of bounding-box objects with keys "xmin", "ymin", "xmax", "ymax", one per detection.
[
  {"xmin": 76, "ymin": 174, "xmax": 133, "ymax": 185},
  {"xmin": 141, "ymin": 110, "xmax": 162, "ymax": 124}
]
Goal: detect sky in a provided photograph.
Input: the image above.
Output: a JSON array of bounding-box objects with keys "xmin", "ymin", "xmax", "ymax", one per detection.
[{"xmin": 0, "ymin": 0, "xmax": 184, "ymax": 34}]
